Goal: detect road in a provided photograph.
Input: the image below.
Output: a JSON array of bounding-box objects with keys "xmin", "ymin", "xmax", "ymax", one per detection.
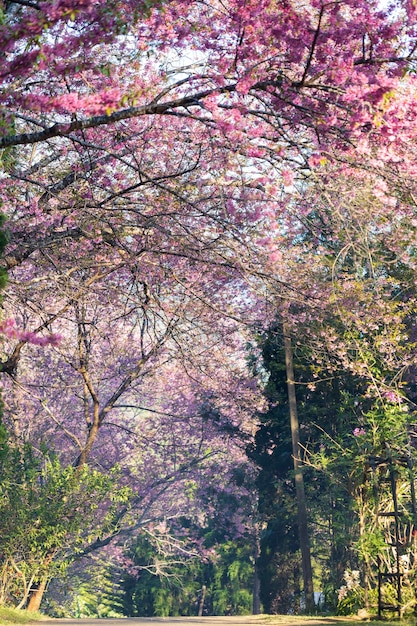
[
  {"xmin": 37, "ymin": 615, "xmax": 266, "ymax": 626},
  {"xmin": 36, "ymin": 616, "xmax": 353, "ymax": 626}
]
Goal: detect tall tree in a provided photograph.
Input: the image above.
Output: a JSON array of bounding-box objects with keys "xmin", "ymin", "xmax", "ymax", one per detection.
[
  {"xmin": 283, "ymin": 321, "xmax": 314, "ymax": 612},
  {"xmin": 248, "ymin": 318, "xmax": 373, "ymax": 613}
]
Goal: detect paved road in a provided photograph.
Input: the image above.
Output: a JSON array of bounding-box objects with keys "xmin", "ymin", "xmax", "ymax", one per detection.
[
  {"xmin": 36, "ymin": 616, "xmax": 349, "ymax": 626},
  {"xmin": 37, "ymin": 615, "xmax": 268, "ymax": 626}
]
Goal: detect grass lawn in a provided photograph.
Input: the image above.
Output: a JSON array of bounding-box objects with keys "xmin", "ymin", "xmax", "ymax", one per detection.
[
  {"xmin": 260, "ymin": 617, "xmax": 416, "ymax": 626},
  {"xmin": 0, "ymin": 608, "xmax": 45, "ymax": 626}
]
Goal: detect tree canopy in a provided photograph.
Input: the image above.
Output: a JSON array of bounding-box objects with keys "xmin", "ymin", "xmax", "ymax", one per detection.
[{"xmin": 2, "ymin": 0, "xmax": 417, "ymax": 616}]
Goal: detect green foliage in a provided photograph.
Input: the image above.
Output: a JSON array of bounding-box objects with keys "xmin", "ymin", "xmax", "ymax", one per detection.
[
  {"xmin": 122, "ymin": 533, "xmax": 254, "ymax": 616},
  {"xmin": 0, "ymin": 113, "xmax": 16, "ymax": 174},
  {"xmin": 355, "ymin": 529, "xmax": 386, "ymax": 562},
  {"xmin": 210, "ymin": 541, "xmax": 254, "ymax": 615},
  {"xmin": 308, "ymin": 395, "xmax": 417, "ymax": 615},
  {"xmin": 248, "ymin": 322, "xmax": 368, "ymax": 613},
  {"xmin": 0, "ymin": 431, "xmax": 128, "ymax": 608},
  {"xmin": 123, "ymin": 534, "xmax": 202, "ymax": 617},
  {"xmin": 45, "ymin": 556, "xmax": 126, "ymax": 618}
]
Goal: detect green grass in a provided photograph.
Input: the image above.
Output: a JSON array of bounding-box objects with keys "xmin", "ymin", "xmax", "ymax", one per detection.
[
  {"xmin": 0, "ymin": 608, "xmax": 45, "ymax": 626},
  {"xmin": 259, "ymin": 616, "xmax": 417, "ymax": 626}
]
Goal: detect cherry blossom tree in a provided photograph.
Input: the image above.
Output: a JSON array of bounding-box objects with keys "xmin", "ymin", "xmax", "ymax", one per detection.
[
  {"xmin": 253, "ymin": 78, "xmax": 417, "ymax": 613},
  {"xmin": 2, "ymin": 0, "xmax": 417, "ymax": 614},
  {"xmin": 276, "ymin": 81, "xmax": 417, "ymax": 398}
]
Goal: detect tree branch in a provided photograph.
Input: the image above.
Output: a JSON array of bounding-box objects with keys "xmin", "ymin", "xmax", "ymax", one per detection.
[
  {"xmin": 296, "ymin": 5, "xmax": 324, "ymax": 88},
  {"xmin": 0, "ymin": 85, "xmax": 236, "ymax": 149},
  {"xmin": 6, "ymin": 0, "xmax": 41, "ymax": 10}
]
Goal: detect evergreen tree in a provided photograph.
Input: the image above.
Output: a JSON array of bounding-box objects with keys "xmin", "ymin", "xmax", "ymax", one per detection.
[
  {"xmin": 248, "ymin": 322, "xmax": 370, "ymax": 613},
  {"xmin": 123, "ymin": 530, "xmax": 254, "ymax": 616}
]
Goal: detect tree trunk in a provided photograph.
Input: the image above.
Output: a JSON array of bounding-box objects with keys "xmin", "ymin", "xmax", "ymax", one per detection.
[
  {"xmin": 27, "ymin": 577, "xmax": 47, "ymax": 612},
  {"xmin": 198, "ymin": 584, "xmax": 206, "ymax": 616},
  {"xmin": 252, "ymin": 532, "xmax": 261, "ymax": 614},
  {"xmin": 283, "ymin": 321, "xmax": 315, "ymax": 613}
]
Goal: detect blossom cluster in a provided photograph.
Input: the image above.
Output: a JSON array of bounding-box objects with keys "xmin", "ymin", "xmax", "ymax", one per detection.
[
  {"xmin": 0, "ymin": 318, "xmax": 61, "ymax": 346},
  {"xmin": 338, "ymin": 569, "xmax": 361, "ymax": 601},
  {"xmin": 353, "ymin": 428, "xmax": 366, "ymax": 437}
]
